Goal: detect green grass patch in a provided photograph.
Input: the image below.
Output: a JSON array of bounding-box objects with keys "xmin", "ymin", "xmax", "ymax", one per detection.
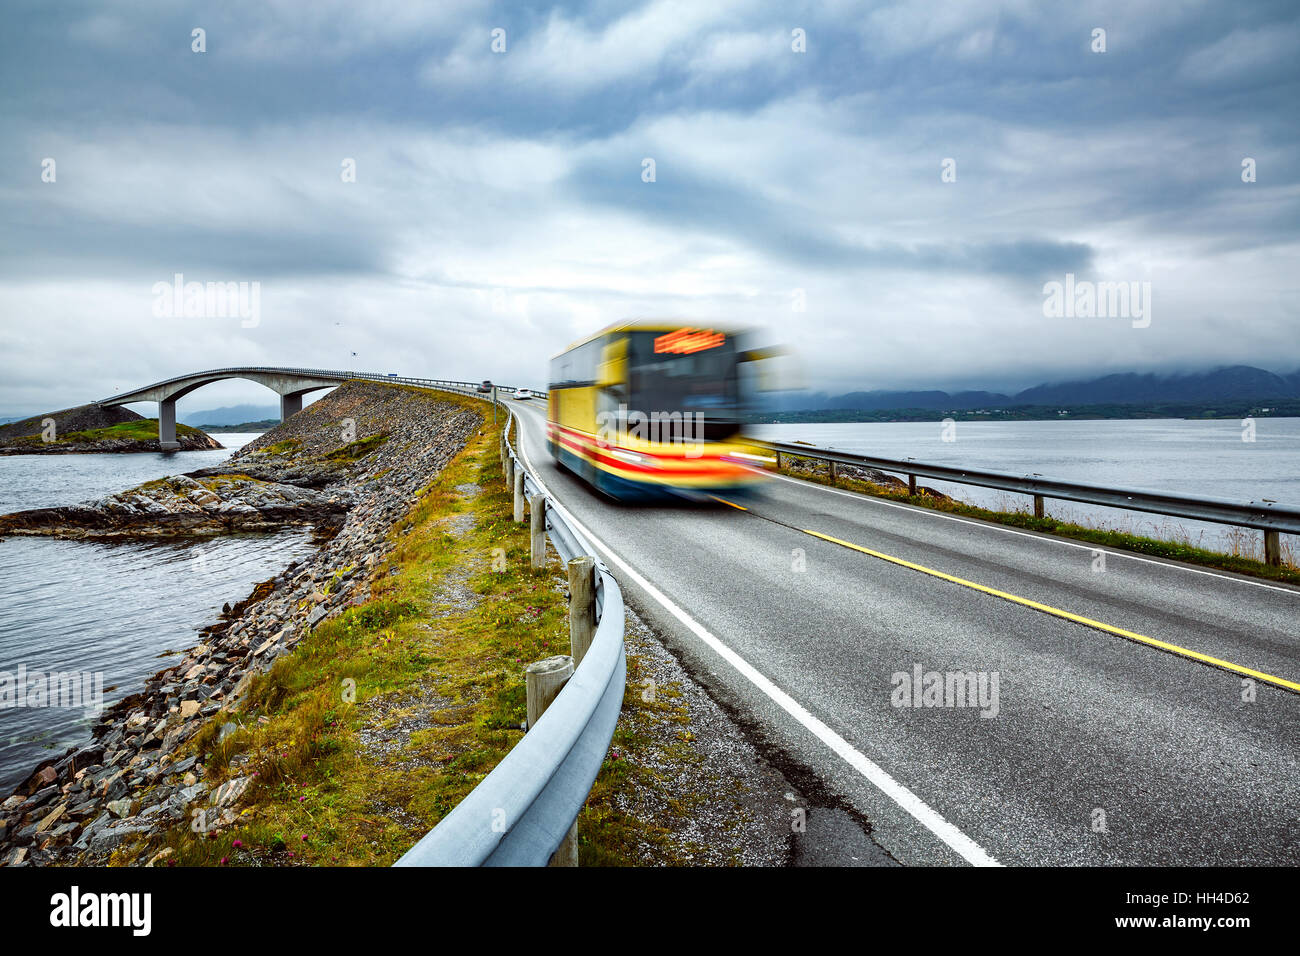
[
  {"xmin": 50, "ymin": 419, "xmax": 206, "ymax": 444},
  {"xmin": 326, "ymin": 432, "xmax": 388, "ymax": 462},
  {"xmin": 261, "ymin": 438, "xmax": 302, "ymax": 456}
]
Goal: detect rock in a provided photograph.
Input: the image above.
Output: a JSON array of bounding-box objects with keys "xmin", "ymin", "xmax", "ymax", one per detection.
[
  {"xmin": 210, "ymin": 776, "xmax": 252, "ymax": 808},
  {"xmin": 47, "ymin": 821, "xmax": 81, "ymax": 845},
  {"xmin": 30, "ymin": 765, "xmax": 58, "ymax": 789},
  {"xmin": 169, "ymin": 755, "xmax": 198, "ymax": 776},
  {"xmin": 35, "ymin": 804, "xmax": 66, "ymax": 833},
  {"xmin": 145, "ymin": 847, "xmax": 174, "ymax": 867},
  {"xmin": 103, "ymin": 775, "xmax": 128, "ymax": 803},
  {"xmin": 105, "ymin": 798, "xmax": 134, "ymax": 819},
  {"xmin": 175, "ymin": 782, "xmax": 207, "ymax": 806},
  {"xmin": 18, "ymin": 785, "xmax": 57, "ymax": 814},
  {"xmin": 179, "ymin": 700, "xmax": 201, "ymax": 718},
  {"xmin": 217, "ymin": 721, "xmax": 238, "ymax": 743},
  {"xmin": 87, "ymin": 819, "xmax": 152, "ymax": 856}
]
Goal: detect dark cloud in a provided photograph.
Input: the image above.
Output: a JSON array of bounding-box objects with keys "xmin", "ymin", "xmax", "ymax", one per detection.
[{"xmin": 0, "ymin": 0, "xmax": 1297, "ymax": 415}]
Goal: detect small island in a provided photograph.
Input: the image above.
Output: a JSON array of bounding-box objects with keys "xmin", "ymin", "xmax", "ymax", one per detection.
[{"xmin": 0, "ymin": 404, "xmax": 221, "ymax": 455}]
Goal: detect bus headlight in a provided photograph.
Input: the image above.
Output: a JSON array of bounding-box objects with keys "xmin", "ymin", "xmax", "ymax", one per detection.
[{"xmin": 610, "ymin": 449, "xmax": 649, "ymax": 465}]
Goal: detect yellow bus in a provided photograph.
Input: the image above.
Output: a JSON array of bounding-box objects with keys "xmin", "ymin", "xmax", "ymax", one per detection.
[{"xmin": 547, "ymin": 321, "xmax": 770, "ymax": 500}]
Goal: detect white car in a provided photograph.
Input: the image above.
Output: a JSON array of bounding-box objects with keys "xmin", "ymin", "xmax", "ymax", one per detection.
[{"xmin": 513, "ymin": 388, "xmax": 532, "ymax": 401}]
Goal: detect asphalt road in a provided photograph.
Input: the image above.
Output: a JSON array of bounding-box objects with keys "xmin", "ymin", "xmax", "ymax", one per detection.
[{"xmin": 509, "ymin": 400, "xmax": 1300, "ymax": 866}]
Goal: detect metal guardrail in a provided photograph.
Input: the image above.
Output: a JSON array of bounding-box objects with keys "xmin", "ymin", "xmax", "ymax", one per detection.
[
  {"xmin": 394, "ymin": 398, "xmax": 626, "ymax": 867},
  {"xmin": 761, "ymin": 439, "xmax": 1300, "ymax": 565}
]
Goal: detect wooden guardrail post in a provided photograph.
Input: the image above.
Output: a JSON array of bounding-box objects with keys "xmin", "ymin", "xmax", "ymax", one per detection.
[
  {"xmin": 525, "ymin": 655, "xmax": 578, "ymax": 867},
  {"xmin": 1033, "ymin": 494, "xmax": 1045, "ymax": 519},
  {"xmin": 568, "ymin": 556, "xmax": 596, "ymax": 667},
  {"xmin": 530, "ymin": 495, "xmax": 547, "ymax": 569},
  {"xmin": 1264, "ymin": 529, "xmax": 1281, "ymax": 566},
  {"xmin": 775, "ymin": 451, "xmax": 783, "ymax": 470},
  {"xmin": 908, "ymin": 474, "xmax": 917, "ymax": 496},
  {"xmin": 513, "ymin": 469, "xmax": 525, "ymax": 522},
  {"xmin": 829, "ymin": 461, "xmax": 837, "ymax": 484}
]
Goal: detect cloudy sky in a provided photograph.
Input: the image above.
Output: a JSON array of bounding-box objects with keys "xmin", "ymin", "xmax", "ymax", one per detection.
[{"xmin": 2, "ymin": 0, "xmax": 1297, "ymax": 416}]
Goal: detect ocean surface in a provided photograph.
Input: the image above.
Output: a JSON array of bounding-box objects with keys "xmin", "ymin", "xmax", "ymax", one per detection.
[
  {"xmin": 0, "ymin": 435, "xmax": 318, "ymax": 795},
  {"xmin": 751, "ymin": 417, "xmax": 1300, "ymax": 560}
]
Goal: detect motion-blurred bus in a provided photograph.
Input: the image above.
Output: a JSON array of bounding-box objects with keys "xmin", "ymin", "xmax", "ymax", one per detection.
[{"xmin": 547, "ymin": 321, "xmax": 771, "ymax": 500}]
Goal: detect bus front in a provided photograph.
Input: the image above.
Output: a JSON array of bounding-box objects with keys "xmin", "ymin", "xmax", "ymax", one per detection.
[{"xmin": 592, "ymin": 325, "xmax": 768, "ymax": 500}]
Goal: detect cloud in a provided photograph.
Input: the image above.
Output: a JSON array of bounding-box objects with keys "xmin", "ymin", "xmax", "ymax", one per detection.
[{"xmin": 1, "ymin": 0, "xmax": 1298, "ymax": 416}]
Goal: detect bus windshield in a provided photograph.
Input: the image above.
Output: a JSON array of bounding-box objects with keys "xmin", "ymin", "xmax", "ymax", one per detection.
[{"xmin": 625, "ymin": 330, "xmax": 742, "ymax": 437}]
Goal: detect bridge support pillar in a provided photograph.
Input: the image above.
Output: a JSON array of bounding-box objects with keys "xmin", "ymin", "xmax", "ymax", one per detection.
[
  {"xmin": 280, "ymin": 392, "xmax": 303, "ymax": 420},
  {"xmin": 158, "ymin": 399, "xmax": 179, "ymax": 451}
]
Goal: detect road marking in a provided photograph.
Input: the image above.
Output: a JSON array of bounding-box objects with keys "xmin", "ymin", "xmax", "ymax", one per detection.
[
  {"xmin": 513, "ymin": 409, "xmax": 1001, "ymax": 867},
  {"xmin": 709, "ymin": 495, "xmax": 748, "ymax": 511},
  {"xmin": 767, "ymin": 470, "xmax": 1300, "ymax": 596},
  {"xmin": 802, "ymin": 528, "xmax": 1300, "ymax": 695}
]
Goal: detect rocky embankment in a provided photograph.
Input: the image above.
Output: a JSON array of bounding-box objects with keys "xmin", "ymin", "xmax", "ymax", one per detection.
[
  {"xmin": 0, "ymin": 404, "xmax": 221, "ymax": 455},
  {"xmin": 0, "ymin": 381, "xmax": 482, "ymax": 865},
  {"xmin": 0, "ymin": 474, "xmax": 347, "ymax": 539}
]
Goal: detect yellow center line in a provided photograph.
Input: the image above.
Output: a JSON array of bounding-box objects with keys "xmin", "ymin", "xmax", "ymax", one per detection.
[
  {"xmin": 710, "ymin": 495, "xmax": 748, "ymax": 511},
  {"xmin": 802, "ymin": 528, "xmax": 1300, "ymax": 695}
]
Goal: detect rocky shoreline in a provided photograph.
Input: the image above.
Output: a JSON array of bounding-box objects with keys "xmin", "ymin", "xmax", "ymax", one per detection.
[
  {"xmin": 0, "ymin": 473, "xmax": 349, "ymax": 539},
  {"xmin": 0, "ymin": 381, "xmax": 482, "ymax": 865},
  {"xmin": 781, "ymin": 453, "xmax": 952, "ymax": 500},
  {"xmin": 0, "ymin": 432, "xmax": 221, "ymax": 456}
]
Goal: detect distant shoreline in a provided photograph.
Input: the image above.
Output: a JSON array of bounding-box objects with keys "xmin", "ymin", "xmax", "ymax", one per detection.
[
  {"xmin": 750, "ymin": 401, "xmax": 1300, "ymax": 424},
  {"xmin": 199, "ymin": 421, "xmax": 275, "ymax": 434}
]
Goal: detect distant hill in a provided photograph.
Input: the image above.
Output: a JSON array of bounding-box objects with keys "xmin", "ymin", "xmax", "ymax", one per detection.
[
  {"xmin": 180, "ymin": 404, "xmax": 280, "ymax": 427},
  {"xmin": 0, "ymin": 404, "xmax": 143, "ymax": 440},
  {"xmin": 761, "ymin": 365, "xmax": 1300, "ymax": 413}
]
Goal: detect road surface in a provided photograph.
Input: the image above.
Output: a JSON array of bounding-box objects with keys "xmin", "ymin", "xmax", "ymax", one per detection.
[{"xmin": 509, "ymin": 400, "xmax": 1300, "ymax": 866}]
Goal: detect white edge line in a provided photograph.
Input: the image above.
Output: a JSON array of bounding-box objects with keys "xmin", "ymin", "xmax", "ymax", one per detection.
[
  {"xmin": 513, "ymin": 407, "xmax": 1001, "ymax": 868},
  {"xmin": 767, "ymin": 471, "xmax": 1300, "ymax": 596}
]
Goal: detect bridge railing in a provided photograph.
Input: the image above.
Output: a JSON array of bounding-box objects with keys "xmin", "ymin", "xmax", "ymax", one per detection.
[
  {"xmin": 759, "ymin": 439, "xmax": 1300, "ymax": 565},
  {"xmin": 97, "ymin": 367, "xmax": 546, "ymax": 405},
  {"xmin": 393, "ymin": 394, "xmax": 625, "ymax": 866}
]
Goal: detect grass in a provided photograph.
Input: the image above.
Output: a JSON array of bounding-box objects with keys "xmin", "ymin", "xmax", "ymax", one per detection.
[
  {"xmin": 134, "ymin": 473, "xmax": 266, "ymax": 494},
  {"xmin": 113, "ymin": 410, "xmax": 695, "ymax": 866},
  {"xmin": 778, "ymin": 455, "xmax": 1300, "ymax": 585},
  {"xmin": 261, "ymin": 438, "xmax": 302, "ymax": 456},
  {"xmin": 11, "ymin": 419, "xmax": 208, "ymax": 445},
  {"xmin": 325, "ymin": 432, "xmax": 388, "ymax": 462}
]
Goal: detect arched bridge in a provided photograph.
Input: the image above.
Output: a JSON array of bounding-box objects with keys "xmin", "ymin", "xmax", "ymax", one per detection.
[{"xmin": 95, "ymin": 367, "xmax": 489, "ymax": 449}]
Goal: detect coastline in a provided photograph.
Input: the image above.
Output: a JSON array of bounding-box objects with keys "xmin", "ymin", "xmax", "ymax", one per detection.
[{"xmin": 0, "ymin": 381, "xmax": 482, "ymax": 864}]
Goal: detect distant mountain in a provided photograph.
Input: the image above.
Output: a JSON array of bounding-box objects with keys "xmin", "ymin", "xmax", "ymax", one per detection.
[
  {"xmin": 1014, "ymin": 367, "xmax": 1296, "ymax": 406},
  {"xmin": 180, "ymin": 404, "xmax": 279, "ymax": 427},
  {"xmin": 760, "ymin": 365, "xmax": 1300, "ymax": 412}
]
